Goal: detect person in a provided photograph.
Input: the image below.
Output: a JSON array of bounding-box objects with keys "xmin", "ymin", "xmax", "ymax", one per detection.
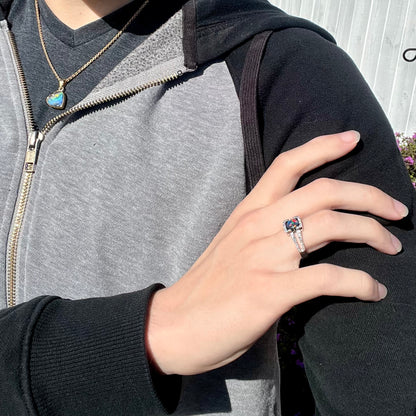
[{"xmin": 0, "ymin": 0, "xmax": 414, "ymax": 415}]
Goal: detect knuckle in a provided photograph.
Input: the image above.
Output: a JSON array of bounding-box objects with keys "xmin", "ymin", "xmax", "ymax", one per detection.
[
  {"xmin": 237, "ymin": 210, "xmax": 262, "ymax": 235},
  {"xmin": 365, "ymin": 217, "xmax": 386, "ymax": 243},
  {"xmin": 358, "ymin": 273, "xmax": 376, "ymax": 296},
  {"xmin": 316, "ymin": 209, "xmax": 337, "ymax": 229},
  {"xmin": 367, "ymin": 216, "xmax": 381, "ymax": 232},
  {"xmin": 315, "ymin": 264, "xmax": 337, "ymax": 292},
  {"xmin": 275, "ymin": 150, "xmax": 290, "ymax": 166},
  {"xmin": 274, "ymin": 151, "xmax": 299, "ymax": 175},
  {"xmin": 365, "ymin": 184, "xmax": 380, "ymax": 201},
  {"xmin": 311, "ymin": 177, "xmax": 334, "ymax": 194}
]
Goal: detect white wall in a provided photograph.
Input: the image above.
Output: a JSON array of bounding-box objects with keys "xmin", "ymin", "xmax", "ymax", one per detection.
[{"xmin": 270, "ymin": 0, "xmax": 416, "ymax": 135}]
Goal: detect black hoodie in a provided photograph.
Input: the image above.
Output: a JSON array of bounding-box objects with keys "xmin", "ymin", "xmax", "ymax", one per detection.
[{"xmin": 0, "ymin": 1, "xmax": 415, "ymax": 415}]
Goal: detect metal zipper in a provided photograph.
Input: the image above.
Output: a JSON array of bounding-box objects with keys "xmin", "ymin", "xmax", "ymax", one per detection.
[{"xmin": 5, "ymin": 30, "xmax": 185, "ymax": 307}]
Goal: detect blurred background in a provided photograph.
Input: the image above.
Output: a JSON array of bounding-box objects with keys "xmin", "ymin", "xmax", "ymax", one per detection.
[{"xmin": 271, "ymin": 0, "xmax": 416, "ymax": 135}]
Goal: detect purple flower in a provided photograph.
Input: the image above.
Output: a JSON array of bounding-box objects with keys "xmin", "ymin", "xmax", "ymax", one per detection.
[
  {"xmin": 412, "ymin": 182, "xmax": 416, "ymax": 189},
  {"xmin": 276, "ymin": 333, "xmax": 281, "ymax": 342},
  {"xmin": 396, "ymin": 139, "xmax": 402, "ymax": 151},
  {"xmin": 296, "ymin": 359, "xmax": 305, "ymax": 369},
  {"xmin": 404, "ymin": 156, "xmax": 414, "ymax": 165},
  {"xmin": 412, "ymin": 133, "xmax": 416, "ymax": 140},
  {"xmin": 290, "ymin": 349, "xmax": 297, "ymax": 355}
]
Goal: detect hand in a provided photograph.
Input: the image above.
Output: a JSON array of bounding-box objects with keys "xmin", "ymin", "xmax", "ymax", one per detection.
[{"xmin": 146, "ymin": 131, "xmax": 408, "ymax": 376}]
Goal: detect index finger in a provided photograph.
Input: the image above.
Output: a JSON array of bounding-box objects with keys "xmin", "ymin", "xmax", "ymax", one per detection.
[{"xmin": 245, "ymin": 130, "xmax": 361, "ymax": 209}]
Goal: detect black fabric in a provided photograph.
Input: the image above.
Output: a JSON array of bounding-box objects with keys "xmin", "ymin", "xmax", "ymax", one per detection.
[
  {"xmin": 256, "ymin": 28, "xmax": 416, "ymax": 415},
  {"xmin": 0, "ymin": 0, "xmax": 11, "ymax": 18},
  {"xmin": 30, "ymin": 286, "xmax": 181, "ymax": 416},
  {"xmin": 38, "ymin": 0, "xmax": 130, "ymax": 46},
  {"xmin": 182, "ymin": 0, "xmax": 197, "ymax": 70},
  {"xmin": 0, "ymin": 285, "xmax": 181, "ymax": 416},
  {"xmin": 239, "ymin": 30, "xmax": 272, "ymax": 193},
  {"xmin": 190, "ymin": 0, "xmax": 335, "ymax": 67},
  {"xmin": 0, "ymin": 296, "xmax": 56, "ymax": 416},
  {"xmin": 8, "ymin": 0, "xmax": 185, "ymax": 129},
  {"xmin": 225, "ymin": 22, "xmax": 416, "ymax": 415},
  {"xmin": 8, "ymin": 0, "xmax": 146, "ymax": 129},
  {"xmin": 1, "ymin": 0, "xmax": 416, "ymax": 415}
]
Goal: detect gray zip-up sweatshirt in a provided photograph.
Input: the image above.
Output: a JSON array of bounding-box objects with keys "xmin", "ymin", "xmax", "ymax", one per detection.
[{"xmin": 1, "ymin": 0, "xmax": 415, "ymax": 415}]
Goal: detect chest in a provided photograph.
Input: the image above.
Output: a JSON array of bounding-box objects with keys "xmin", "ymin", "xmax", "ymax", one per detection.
[{"xmin": 0, "ymin": 51, "xmax": 246, "ymax": 307}]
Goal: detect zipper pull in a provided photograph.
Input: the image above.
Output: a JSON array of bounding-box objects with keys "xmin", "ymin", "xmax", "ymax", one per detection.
[{"xmin": 24, "ymin": 131, "xmax": 44, "ymax": 173}]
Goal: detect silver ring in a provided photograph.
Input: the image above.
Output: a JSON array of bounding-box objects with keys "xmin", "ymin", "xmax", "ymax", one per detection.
[{"xmin": 283, "ymin": 216, "xmax": 308, "ymax": 259}]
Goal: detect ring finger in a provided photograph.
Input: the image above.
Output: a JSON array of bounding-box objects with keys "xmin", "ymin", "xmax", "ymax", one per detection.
[{"xmin": 251, "ymin": 210, "xmax": 402, "ymax": 272}]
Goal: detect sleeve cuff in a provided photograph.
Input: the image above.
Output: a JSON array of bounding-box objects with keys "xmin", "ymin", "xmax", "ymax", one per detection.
[{"xmin": 28, "ymin": 285, "xmax": 181, "ymax": 416}]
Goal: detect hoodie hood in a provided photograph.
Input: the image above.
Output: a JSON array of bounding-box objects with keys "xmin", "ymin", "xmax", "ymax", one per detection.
[
  {"xmin": 184, "ymin": 0, "xmax": 336, "ymax": 68},
  {"xmin": 1, "ymin": 0, "xmax": 336, "ymax": 68}
]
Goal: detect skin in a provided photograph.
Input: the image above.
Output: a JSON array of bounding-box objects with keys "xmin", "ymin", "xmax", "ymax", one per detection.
[
  {"xmin": 44, "ymin": 0, "xmax": 139, "ymax": 29},
  {"xmin": 39, "ymin": 2, "xmax": 408, "ymax": 379},
  {"xmin": 146, "ymin": 131, "xmax": 407, "ymax": 376}
]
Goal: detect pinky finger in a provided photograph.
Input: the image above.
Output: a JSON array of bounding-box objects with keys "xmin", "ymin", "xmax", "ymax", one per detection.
[{"xmin": 274, "ymin": 264, "xmax": 388, "ymax": 310}]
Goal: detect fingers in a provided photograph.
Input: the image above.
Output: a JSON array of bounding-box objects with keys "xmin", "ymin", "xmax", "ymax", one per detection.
[
  {"xmin": 271, "ymin": 264, "xmax": 387, "ymax": 311},
  {"xmin": 276, "ymin": 178, "xmax": 409, "ymax": 222},
  {"xmin": 284, "ymin": 211, "xmax": 402, "ymax": 258},
  {"xmin": 189, "ymin": 131, "xmax": 408, "ymax": 273},
  {"xmin": 246, "ymin": 130, "xmax": 361, "ymax": 207},
  {"xmin": 240, "ymin": 178, "xmax": 408, "ymax": 243},
  {"xmin": 246, "ymin": 211, "xmax": 402, "ymax": 273},
  {"xmin": 203, "ymin": 132, "xmax": 364, "ymax": 261}
]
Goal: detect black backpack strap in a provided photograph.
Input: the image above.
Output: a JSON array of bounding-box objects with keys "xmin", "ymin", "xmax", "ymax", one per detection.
[{"xmin": 239, "ymin": 30, "xmax": 273, "ymax": 193}]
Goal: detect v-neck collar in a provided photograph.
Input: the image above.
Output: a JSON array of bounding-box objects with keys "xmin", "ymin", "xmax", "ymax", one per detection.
[{"xmin": 37, "ymin": 0, "xmax": 141, "ymax": 47}]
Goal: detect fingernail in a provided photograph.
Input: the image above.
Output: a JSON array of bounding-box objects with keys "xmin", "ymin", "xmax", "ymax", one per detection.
[
  {"xmin": 393, "ymin": 200, "xmax": 409, "ymax": 217},
  {"xmin": 377, "ymin": 282, "xmax": 388, "ymax": 300},
  {"xmin": 390, "ymin": 233, "xmax": 402, "ymax": 253},
  {"xmin": 341, "ymin": 130, "xmax": 360, "ymax": 143}
]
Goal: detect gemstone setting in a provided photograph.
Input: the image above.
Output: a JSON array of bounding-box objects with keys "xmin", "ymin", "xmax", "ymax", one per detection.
[
  {"xmin": 46, "ymin": 90, "xmax": 67, "ymax": 110},
  {"xmin": 283, "ymin": 216, "xmax": 303, "ymax": 233}
]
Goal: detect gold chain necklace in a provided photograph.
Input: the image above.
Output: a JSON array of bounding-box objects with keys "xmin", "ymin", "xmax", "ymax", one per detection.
[{"xmin": 35, "ymin": 0, "xmax": 150, "ymax": 110}]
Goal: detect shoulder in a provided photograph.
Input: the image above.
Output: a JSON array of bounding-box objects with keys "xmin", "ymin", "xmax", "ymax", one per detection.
[
  {"xmin": 257, "ymin": 27, "xmax": 393, "ymax": 167},
  {"xmin": 258, "ymin": 27, "xmax": 370, "ymax": 109}
]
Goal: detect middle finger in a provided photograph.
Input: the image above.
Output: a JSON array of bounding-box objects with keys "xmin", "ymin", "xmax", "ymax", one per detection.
[{"xmin": 248, "ymin": 178, "xmax": 408, "ymax": 240}]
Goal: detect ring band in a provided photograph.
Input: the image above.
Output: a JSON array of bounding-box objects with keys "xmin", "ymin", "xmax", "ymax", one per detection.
[{"xmin": 283, "ymin": 216, "xmax": 308, "ymax": 259}]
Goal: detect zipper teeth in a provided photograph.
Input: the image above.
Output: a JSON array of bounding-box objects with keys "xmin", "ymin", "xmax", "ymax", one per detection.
[
  {"xmin": 41, "ymin": 71, "xmax": 182, "ymax": 134},
  {"xmin": 6, "ymin": 172, "xmax": 33, "ymax": 307},
  {"xmin": 5, "ymin": 32, "xmax": 184, "ymax": 307},
  {"xmin": 8, "ymin": 32, "xmax": 36, "ymax": 132},
  {"xmin": 9, "ymin": 26, "xmax": 182, "ymax": 135}
]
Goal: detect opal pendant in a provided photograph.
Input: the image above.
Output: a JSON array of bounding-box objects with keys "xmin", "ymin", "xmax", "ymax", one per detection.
[
  {"xmin": 46, "ymin": 80, "xmax": 67, "ymax": 110},
  {"xmin": 46, "ymin": 89, "xmax": 67, "ymax": 110}
]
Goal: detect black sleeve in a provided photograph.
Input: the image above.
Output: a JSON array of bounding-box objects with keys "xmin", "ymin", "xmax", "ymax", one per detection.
[
  {"xmin": 0, "ymin": 285, "xmax": 181, "ymax": 416},
  {"xmin": 258, "ymin": 29, "xmax": 416, "ymax": 415}
]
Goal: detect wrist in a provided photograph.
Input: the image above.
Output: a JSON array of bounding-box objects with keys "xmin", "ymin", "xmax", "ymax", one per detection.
[{"xmin": 145, "ymin": 288, "xmax": 177, "ymax": 376}]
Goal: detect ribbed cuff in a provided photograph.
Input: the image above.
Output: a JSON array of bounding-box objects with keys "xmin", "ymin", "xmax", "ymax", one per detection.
[{"xmin": 28, "ymin": 285, "xmax": 181, "ymax": 416}]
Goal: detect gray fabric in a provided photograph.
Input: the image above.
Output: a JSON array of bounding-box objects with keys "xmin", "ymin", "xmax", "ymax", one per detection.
[
  {"xmin": 0, "ymin": 7, "xmax": 281, "ymax": 415},
  {"xmin": 0, "ymin": 19, "xmax": 29, "ymax": 307},
  {"xmin": 8, "ymin": 0, "xmax": 147, "ymax": 129},
  {"xmin": 96, "ymin": 11, "xmax": 184, "ymax": 90}
]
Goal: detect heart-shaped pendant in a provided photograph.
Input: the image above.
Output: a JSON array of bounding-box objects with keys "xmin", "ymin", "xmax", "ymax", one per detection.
[{"xmin": 46, "ymin": 90, "xmax": 67, "ymax": 110}]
